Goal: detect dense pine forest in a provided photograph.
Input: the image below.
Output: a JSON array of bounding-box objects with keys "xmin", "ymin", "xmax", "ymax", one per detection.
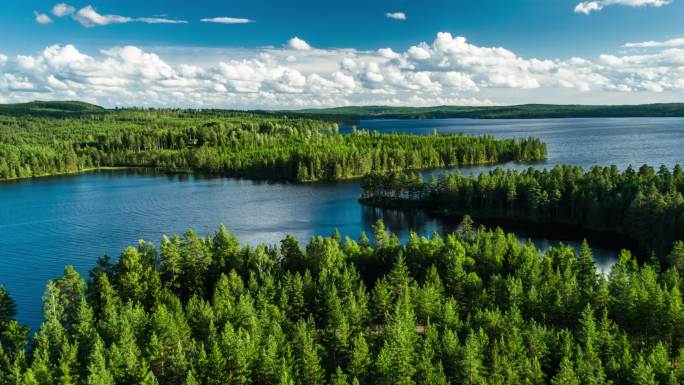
[
  {"xmin": 2, "ymin": 221, "xmax": 684, "ymax": 385},
  {"xmin": 0, "ymin": 108, "xmax": 546, "ymax": 182},
  {"xmin": 360, "ymin": 165, "xmax": 684, "ymax": 260}
]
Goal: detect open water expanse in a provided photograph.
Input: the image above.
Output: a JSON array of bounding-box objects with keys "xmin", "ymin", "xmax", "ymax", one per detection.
[{"xmin": 2, "ymin": 117, "xmax": 683, "ymax": 328}]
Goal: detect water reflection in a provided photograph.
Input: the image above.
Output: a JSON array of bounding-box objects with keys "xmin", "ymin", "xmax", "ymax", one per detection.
[{"xmin": 362, "ymin": 206, "xmax": 620, "ymax": 274}]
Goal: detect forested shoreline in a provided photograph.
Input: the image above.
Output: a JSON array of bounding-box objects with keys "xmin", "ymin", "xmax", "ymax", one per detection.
[
  {"xmin": 3, "ymin": 222, "xmax": 684, "ymax": 384},
  {"xmin": 0, "ymin": 109, "xmax": 546, "ymax": 182},
  {"xmin": 360, "ymin": 165, "xmax": 684, "ymax": 261},
  {"xmin": 288, "ymin": 103, "xmax": 684, "ymax": 120}
]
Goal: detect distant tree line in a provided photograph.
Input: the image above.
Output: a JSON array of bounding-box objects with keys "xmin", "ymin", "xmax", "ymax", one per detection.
[
  {"xmin": 289, "ymin": 103, "xmax": 684, "ymax": 120},
  {"xmin": 3, "ymin": 221, "xmax": 684, "ymax": 384},
  {"xmin": 361, "ymin": 164, "xmax": 684, "ymax": 261},
  {"xmin": 0, "ymin": 110, "xmax": 546, "ymax": 182}
]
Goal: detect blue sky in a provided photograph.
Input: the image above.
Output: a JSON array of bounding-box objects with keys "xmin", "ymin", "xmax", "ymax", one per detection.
[{"xmin": 0, "ymin": 0, "xmax": 683, "ymax": 107}]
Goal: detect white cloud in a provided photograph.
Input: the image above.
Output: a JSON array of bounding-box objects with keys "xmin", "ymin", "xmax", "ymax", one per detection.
[
  {"xmin": 575, "ymin": 1, "xmax": 604, "ymax": 14},
  {"xmin": 3, "ymin": 74, "xmax": 35, "ymax": 91},
  {"xmin": 378, "ymin": 48, "xmax": 401, "ymax": 59},
  {"xmin": 200, "ymin": 17, "xmax": 254, "ymax": 24},
  {"xmin": 73, "ymin": 5, "xmax": 132, "ymax": 27},
  {"xmin": 136, "ymin": 17, "xmax": 188, "ymax": 24},
  {"xmin": 407, "ymin": 45, "xmax": 431, "ymax": 60},
  {"xmin": 624, "ymin": 37, "xmax": 684, "ymax": 48},
  {"xmin": 52, "ymin": 3, "xmax": 75, "ymax": 17},
  {"xmin": 385, "ymin": 12, "xmax": 407, "ymax": 20},
  {"xmin": 2, "ymin": 33, "xmax": 684, "ymax": 108},
  {"xmin": 35, "ymin": 12, "xmax": 53, "ymax": 25},
  {"xmin": 575, "ymin": 0, "xmax": 671, "ymax": 14},
  {"xmin": 48, "ymin": 4, "xmax": 187, "ymax": 27},
  {"xmin": 287, "ymin": 37, "xmax": 312, "ymax": 51}
]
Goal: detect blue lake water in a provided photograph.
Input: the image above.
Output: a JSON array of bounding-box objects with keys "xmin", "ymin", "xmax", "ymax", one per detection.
[{"xmin": 2, "ymin": 117, "xmax": 683, "ymax": 329}]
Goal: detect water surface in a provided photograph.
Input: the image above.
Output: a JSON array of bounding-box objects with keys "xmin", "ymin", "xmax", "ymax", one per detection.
[{"xmin": 3, "ymin": 117, "xmax": 683, "ymax": 328}]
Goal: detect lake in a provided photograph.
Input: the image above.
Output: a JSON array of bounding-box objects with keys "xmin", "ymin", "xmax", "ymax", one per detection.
[{"xmin": 2, "ymin": 117, "xmax": 683, "ymax": 329}]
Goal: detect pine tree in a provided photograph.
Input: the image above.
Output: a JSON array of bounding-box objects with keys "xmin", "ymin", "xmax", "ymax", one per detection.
[
  {"xmin": 254, "ymin": 334, "xmax": 281, "ymax": 385},
  {"xmin": 330, "ymin": 367, "xmax": 350, "ymax": 385},
  {"xmin": 372, "ymin": 220, "xmax": 388, "ymax": 249},
  {"xmin": 20, "ymin": 369, "xmax": 39, "ymax": 385},
  {"xmin": 117, "ymin": 247, "xmax": 148, "ymax": 303},
  {"xmin": 348, "ymin": 334, "xmax": 371, "ymax": 384},
  {"xmin": 293, "ymin": 319, "xmax": 324, "ymax": 385},
  {"xmin": 323, "ymin": 286, "xmax": 351, "ymax": 367},
  {"xmin": 278, "ymin": 360, "xmax": 295, "ymax": 385},
  {"xmin": 551, "ymin": 357, "xmax": 580, "ymax": 385},
  {"xmin": 86, "ymin": 337, "xmax": 114, "ymax": 385},
  {"xmin": 213, "ymin": 224, "xmax": 241, "ymax": 273},
  {"xmin": 184, "ymin": 371, "xmax": 199, "ymax": 385},
  {"xmin": 632, "ymin": 357, "xmax": 657, "ymax": 385},
  {"xmin": 375, "ymin": 289, "xmax": 417, "ymax": 385},
  {"xmin": 415, "ymin": 327, "xmax": 447, "ymax": 385},
  {"xmin": 458, "ymin": 329, "xmax": 487, "ymax": 385},
  {"xmin": 0, "ymin": 286, "xmax": 17, "ymax": 324},
  {"xmin": 576, "ymin": 240, "xmax": 597, "ymax": 302}
]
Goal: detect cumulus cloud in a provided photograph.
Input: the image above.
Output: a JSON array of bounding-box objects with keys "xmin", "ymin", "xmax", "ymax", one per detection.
[
  {"xmin": 624, "ymin": 37, "xmax": 684, "ymax": 48},
  {"xmin": 385, "ymin": 12, "xmax": 407, "ymax": 20},
  {"xmin": 52, "ymin": 3, "xmax": 75, "ymax": 17},
  {"xmin": 575, "ymin": 0, "xmax": 671, "ymax": 14},
  {"xmin": 378, "ymin": 48, "xmax": 401, "ymax": 59},
  {"xmin": 2, "ymin": 33, "xmax": 684, "ymax": 108},
  {"xmin": 35, "ymin": 12, "xmax": 53, "ymax": 25},
  {"xmin": 200, "ymin": 17, "xmax": 254, "ymax": 24},
  {"xmin": 287, "ymin": 37, "xmax": 312, "ymax": 51}
]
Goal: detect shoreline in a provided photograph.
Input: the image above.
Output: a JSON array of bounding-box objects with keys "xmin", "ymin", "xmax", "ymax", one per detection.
[
  {"xmin": 0, "ymin": 157, "xmax": 547, "ymax": 185},
  {"xmin": 359, "ymin": 197, "xmax": 646, "ymax": 257},
  {"xmin": 0, "ymin": 166, "xmax": 143, "ymax": 183}
]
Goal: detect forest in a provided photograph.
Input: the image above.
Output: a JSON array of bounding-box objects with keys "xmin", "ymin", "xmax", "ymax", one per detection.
[
  {"xmin": 3, "ymin": 221, "xmax": 684, "ymax": 385},
  {"xmin": 0, "ymin": 108, "xmax": 546, "ymax": 182},
  {"xmin": 287, "ymin": 103, "xmax": 684, "ymax": 120},
  {"xmin": 360, "ymin": 164, "xmax": 684, "ymax": 261}
]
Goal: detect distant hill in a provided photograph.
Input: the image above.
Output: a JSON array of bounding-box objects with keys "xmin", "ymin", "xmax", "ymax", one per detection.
[
  {"xmin": 2, "ymin": 101, "xmax": 684, "ymax": 120},
  {"xmin": 284, "ymin": 103, "xmax": 684, "ymax": 120},
  {"xmin": 0, "ymin": 101, "xmax": 105, "ymax": 116}
]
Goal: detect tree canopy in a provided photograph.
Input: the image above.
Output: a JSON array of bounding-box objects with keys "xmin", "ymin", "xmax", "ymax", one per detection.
[
  {"xmin": 0, "ymin": 109, "xmax": 546, "ymax": 182},
  {"xmin": 2, "ymin": 221, "xmax": 684, "ymax": 384},
  {"xmin": 361, "ymin": 164, "xmax": 684, "ymax": 261}
]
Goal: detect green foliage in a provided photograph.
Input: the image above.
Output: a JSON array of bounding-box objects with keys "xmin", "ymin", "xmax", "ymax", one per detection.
[
  {"xmin": 0, "ymin": 286, "xmax": 17, "ymax": 324},
  {"xmin": 0, "ymin": 109, "xmax": 546, "ymax": 181},
  {"xmin": 362, "ymin": 164, "xmax": 684, "ymax": 260},
  {"xmin": 2, "ymin": 222, "xmax": 684, "ymax": 383}
]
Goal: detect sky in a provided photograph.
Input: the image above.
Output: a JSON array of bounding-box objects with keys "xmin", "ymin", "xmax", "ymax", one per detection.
[{"xmin": 0, "ymin": 0, "xmax": 683, "ymax": 108}]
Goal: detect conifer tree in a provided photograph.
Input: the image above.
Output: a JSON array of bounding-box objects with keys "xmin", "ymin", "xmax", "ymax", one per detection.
[{"xmin": 551, "ymin": 357, "xmax": 580, "ymax": 385}]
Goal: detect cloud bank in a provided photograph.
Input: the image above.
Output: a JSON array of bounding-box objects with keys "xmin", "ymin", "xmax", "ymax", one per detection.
[
  {"xmin": 624, "ymin": 37, "xmax": 684, "ymax": 48},
  {"xmin": 1, "ymin": 33, "xmax": 684, "ymax": 108},
  {"xmin": 575, "ymin": 0, "xmax": 671, "ymax": 14}
]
